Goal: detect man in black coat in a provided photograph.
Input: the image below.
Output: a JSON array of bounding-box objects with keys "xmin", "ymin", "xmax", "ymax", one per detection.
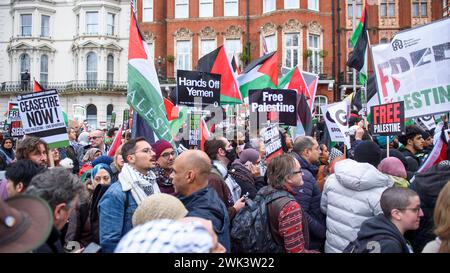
[
  {"xmin": 292, "ymin": 136, "xmax": 326, "ymax": 251},
  {"xmin": 398, "ymin": 125, "xmax": 425, "ymax": 180},
  {"xmin": 171, "ymin": 150, "xmax": 231, "ymax": 252}
]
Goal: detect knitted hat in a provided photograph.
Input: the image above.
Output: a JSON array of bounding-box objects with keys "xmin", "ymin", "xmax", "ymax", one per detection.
[
  {"xmin": 328, "ymin": 148, "xmax": 344, "ymax": 164},
  {"xmin": 115, "ymin": 219, "xmax": 213, "ymax": 253},
  {"xmin": 132, "ymin": 193, "xmax": 188, "ymax": 227},
  {"xmin": 151, "ymin": 140, "xmax": 173, "ymax": 160},
  {"xmin": 92, "ymin": 155, "xmax": 113, "ymax": 167},
  {"xmin": 239, "ymin": 148, "xmax": 259, "ymax": 164},
  {"xmin": 354, "ymin": 141, "xmax": 382, "ymax": 167},
  {"xmin": 378, "ymin": 157, "xmax": 407, "ymax": 179}
]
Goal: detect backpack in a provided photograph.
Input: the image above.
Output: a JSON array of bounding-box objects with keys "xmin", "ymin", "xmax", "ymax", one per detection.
[{"xmin": 230, "ymin": 187, "xmax": 296, "ymax": 253}]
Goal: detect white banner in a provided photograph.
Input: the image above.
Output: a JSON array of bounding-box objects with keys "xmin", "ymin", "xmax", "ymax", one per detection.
[
  {"xmin": 325, "ymin": 101, "xmax": 351, "ymax": 148},
  {"xmin": 371, "ymin": 18, "xmax": 450, "ymax": 118},
  {"xmin": 417, "ymin": 116, "xmax": 436, "ymax": 130},
  {"xmin": 321, "ymin": 103, "xmax": 346, "ymax": 144}
]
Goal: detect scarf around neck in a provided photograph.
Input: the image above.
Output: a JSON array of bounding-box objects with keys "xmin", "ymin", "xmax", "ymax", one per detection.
[{"xmin": 118, "ymin": 163, "xmax": 160, "ymax": 205}]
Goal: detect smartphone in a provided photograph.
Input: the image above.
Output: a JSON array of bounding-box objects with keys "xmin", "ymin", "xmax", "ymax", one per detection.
[{"xmin": 83, "ymin": 242, "xmax": 102, "ymax": 253}]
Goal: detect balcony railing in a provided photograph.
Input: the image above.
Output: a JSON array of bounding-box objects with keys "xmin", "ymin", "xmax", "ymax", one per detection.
[{"xmin": 0, "ymin": 80, "xmax": 128, "ymax": 94}]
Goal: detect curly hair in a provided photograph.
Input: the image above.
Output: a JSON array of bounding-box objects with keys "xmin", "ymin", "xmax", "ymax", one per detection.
[{"xmin": 15, "ymin": 136, "xmax": 48, "ymax": 160}]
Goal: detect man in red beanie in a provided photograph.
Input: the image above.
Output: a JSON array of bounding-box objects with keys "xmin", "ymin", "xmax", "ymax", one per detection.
[{"xmin": 151, "ymin": 140, "xmax": 176, "ymax": 195}]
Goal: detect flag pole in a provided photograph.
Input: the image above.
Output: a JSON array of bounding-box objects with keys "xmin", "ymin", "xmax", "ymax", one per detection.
[{"xmin": 352, "ymin": 0, "xmax": 357, "ymax": 96}]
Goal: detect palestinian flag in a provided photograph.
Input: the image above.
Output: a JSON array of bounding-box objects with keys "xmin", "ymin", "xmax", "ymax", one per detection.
[
  {"xmin": 347, "ymin": 0, "xmax": 368, "ymax": 85},
  {"xmin": 200, "ymin": 117, "xmax": 211, "ymax": 151},
  {"xmin": 417, "ymin": 123, "xmax": 448, "ymax": 174},
  {"xmin": 231, "ymin": 55, "xmax": 240, "ymax": 75},
  {"xmin": 197, "ymin": 46, "xmax": 242, "ymax": 105},
  {"xmin": 164, "ymin": 97, "xmax": 178, "ymax": 121},
  {"xmin": 238, "ymin": 51, "xmax": 278, "ymax": 99},
  {"xmin": 107, "ymin": 126, "xmax": 123, "ymax": 157},
  {"xmin": 33, "ymin": 79, "xmax": 44, "ymax": 92},
  {"xmin": 127, "ymin": 6, "xmax": 174, "ymax": 147},
  {"xmin": 279, "ymin": 67, "xmax": 318, "ymax": 112},
  {"xmin": 295, "ymin": 93, "xmax": 314, "ymax": 137}
]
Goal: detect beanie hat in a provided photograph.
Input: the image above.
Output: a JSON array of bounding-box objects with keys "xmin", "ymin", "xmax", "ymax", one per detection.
[
  {"xmin": 328, "ymin": 148, "xmax": 344, "ymax": 164},
  {"xmin": 378, "ymin": 157, "xmax": 407, "ymax": 179},
  {"xmin": 132, "ymin": 193, "xmax": 188, "ymax": 227},
  {"xmin": 151, "ymin": 140, "xmax": 173, "ymax": 160},
  {"xmin": 386, "ymin": 149, "xmax": 408, "ymax": 170},
  {"xmin": 354, "ymin": 141, "xmax": 382, "ymax": 167},
  {"xmin": 421, "ymin": 130, "xmax": 431, "ymax": 140},
  {"xmin": 92, "ymin": 155, "xmax": 113, "ymax": 167},
  {"xmin": 239, "ymin": 148, "xmax": 259, "ymax": 164}
]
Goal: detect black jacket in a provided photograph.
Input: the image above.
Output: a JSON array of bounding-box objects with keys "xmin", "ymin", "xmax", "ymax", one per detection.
[
  {"xmin": 291, "ymin": 152, "xmax": 326, "ymax": 251},
  {"xmin": 179, "ymin": 186, "xmax": 231, "ymax": 252},
  {"xmin": 35, "ymin": 227, "xmax": 65, "ymax": 253},
  {"xmin": 229, "ymin": 161, "xmax": 264, "ymax": 200},
  {"xmin": 344, "ymin": 214, "xmax": 412, "ymax": 253},
  {"xmin": 401, "ymin": 149, "xmax": 420, "ymax": 180},
  {"xmin": 407, "ymin": 164, "xmax": 450, "ymax": 252}
]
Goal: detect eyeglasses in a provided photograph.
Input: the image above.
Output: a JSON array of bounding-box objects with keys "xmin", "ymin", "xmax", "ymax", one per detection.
[
  {"xmin": 161, "ymin": 151, "xmax": 176, "ymax": 158},
  {"xmin": 134, "ymin": 148, "xmax": 153, "ymax": 155},
  {"xmin": 398, "ymin": 207, "xmax": 422, "ymax": 214}
]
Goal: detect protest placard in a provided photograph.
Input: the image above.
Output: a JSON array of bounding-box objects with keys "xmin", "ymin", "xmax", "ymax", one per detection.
[
  {"xmin": 263, "ymin": 123, "xmax": 283, "ymax": 163},
  {"xmin": 326, "ymin": 100, "xmax": 351, "ymax": 148},
  {"xmin": 371, "ymin": 18, "xmax": 450, "ymax": 118},
  {"xmin": 177, "ymin": 70, "xmax": 221, "ymax": 108},
  {"xmin": 370, "ymin": 101, "xmax": 405, "ymax": 136},
  {"xmin": 249, "ymin": 89, "xmax": 297, "ymax": 126},
  {"xmin": 321, "ymin": 103, "xmax": 347, "ymax": 143},
  {"xmin": 17, "ymin": 89, "xmax": 69, "ymax": 148},
  {"xmin": 416, "ymin": 115, "xmax": 436, "ymax": 131}
]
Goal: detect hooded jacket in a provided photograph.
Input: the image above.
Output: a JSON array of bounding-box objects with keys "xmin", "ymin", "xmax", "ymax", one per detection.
[
  {"xmin": 345, "ymin": 214, "xmax": 412, "ymax": 253},
  {"xmin": 406, "ymin": 164, "xmax": 450, "ymax": 252},
  {"xmin": 292, "ymin": 152, "xmax": 326, "ymax": 251},
  {"xmin": 321, "ymin": 159, "xmax": 393, "ymax": 253},
  {"xmin": 179, "ymin": 186, "xmax": 231, "ymax": 252}
]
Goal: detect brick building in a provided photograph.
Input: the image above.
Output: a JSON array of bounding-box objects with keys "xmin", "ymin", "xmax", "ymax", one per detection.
[{"xmin": 135, "ymin": 0, "xmax": 444, "ymax": 118}]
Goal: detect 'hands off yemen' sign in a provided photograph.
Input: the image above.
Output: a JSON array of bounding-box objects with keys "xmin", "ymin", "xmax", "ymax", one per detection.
[
  {"xmin": 249, "ymin": 89, "xmax": 297, "ymax": 126},
  {"xmin": 17, "ymin": 90, "xmax": 69, "ymax": 148},
  {"xmin": 177, "ymin": 70, "xmax": 220, "ymax": 108},
  {"xmin": 370, "ymin": 101, "xmax": 405, "ymax": 136}
]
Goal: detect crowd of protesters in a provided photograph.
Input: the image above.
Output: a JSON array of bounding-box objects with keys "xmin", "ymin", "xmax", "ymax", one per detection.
[{"xmin": 1, "ymin": 112, "xmax": 450, "ymax": 254}]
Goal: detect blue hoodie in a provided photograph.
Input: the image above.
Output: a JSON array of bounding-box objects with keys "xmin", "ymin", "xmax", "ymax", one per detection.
[{"xmin": 179, "ymin": 186, "xmax": 231, "ymax": 252}]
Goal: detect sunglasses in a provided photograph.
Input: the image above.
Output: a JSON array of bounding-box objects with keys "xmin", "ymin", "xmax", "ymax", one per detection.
[{"xmin": 89, "ymin": 136, "xmax": 102, "ymax": 140}]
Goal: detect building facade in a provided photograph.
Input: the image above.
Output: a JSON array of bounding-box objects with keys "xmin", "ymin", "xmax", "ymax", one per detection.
[{"xmin": 0, "ymin": 0, "xmax": 132, "ymax": 129}]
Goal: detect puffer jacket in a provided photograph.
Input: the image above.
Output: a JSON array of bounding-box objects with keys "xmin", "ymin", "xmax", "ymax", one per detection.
[{"xmin": 321, "ymin": 159, "xmax": 394, "ymax": 253}]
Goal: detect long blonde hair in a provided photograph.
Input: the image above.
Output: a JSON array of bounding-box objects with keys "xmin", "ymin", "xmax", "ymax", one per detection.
[{"xmin": 434, "ymin": 182, "xmax": 450, "ymax": 253}]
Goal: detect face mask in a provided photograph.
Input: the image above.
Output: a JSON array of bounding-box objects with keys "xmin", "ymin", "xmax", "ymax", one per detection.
[{"xmin": 225, "ymin": 148, "xmax": 237, "ymax": 163}]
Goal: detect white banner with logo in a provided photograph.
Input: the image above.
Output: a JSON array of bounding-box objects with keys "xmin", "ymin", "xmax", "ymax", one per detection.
[
  {"xmin": 371, "ymin": 18, "xmax": 450, "ymax": 118},
  {"xmin": 321, "ymin": 103, "xmax": 347, "ymax": 144},
  {"xmin": 325, "ymin": 100, "xmax": 351, "ymax": 148}
]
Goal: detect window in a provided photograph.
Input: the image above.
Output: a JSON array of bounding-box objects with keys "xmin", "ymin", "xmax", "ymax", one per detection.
[
  {"xmin": 308, "ymin": 34, "xmax": 320, "ymax": 74},
  {"xmin": 224, "ymin": 39, "xmax": 241, "ymax": 64},
  {"xmin": 348, "ymin": 1, "xmax": 363, "ymax": 19},
  {"xmin": 285, "ymin": 0, "xmax": 299, "ymax": 9},
  {"xmin": 263, "ymin": 0, "xmax": 276, "ymax": 13},
  {"xmin": 380, "ymin": 38, "xmax": 389, "ymax": 44},
  {"xmin": 40, "ymin": 55, "xmax": 48, "ymax": 85},
  {"xmin": 107, "ymin": 104, "xmax": 114, "ymax": 125},
  {"xmin": 175, "ymin": 0, "xmax": 189, "ymax": 19},
  {"xmin": 107, "ymin": 54, "xmax": 114, "ymax": 85},
  {"xmin": 107, "ymin": 13, "xmax": 115, "ymax": 35},
  {"xmin": 20, "ymin": 54, "xmax": 30, "ymax": 73},
  {"xmin": 284, "ymin": 33, "xmax": 299, "ymax": 69},
  {"xmin": 176, "ymin": 40, "xmax": 191, "ymax": 70},
  {"xmin": 308, "ymin": 0, "xmax": 319, "ymax": 11},
  {"xmin": 200, "ymin": 39, "xmax": 216, "ymax": 58},
  {"xmin": 21, "ymin": 14, "xmax": 32, "ymax": 36},
  {"xmin": 412, "ymin": 1, "xmax": 427, "ymax": 17},
  {"xmin": 86, "ymin": 12, "xmax": 98, "ymax": 34},
  {"xmin": 86, "ymin": 104, "xmax": 97, "ymax": 129},
  {"xmin": 313, "ymin": 96, "xmax": 328, "ymax": 119},
  {"xmin": 380, "ymin": 0, "xmax": 395, "ymax": 18},
  {"xmin": 265, "ymin": 34, "xmax": 277, "ymax": 53},
  {"xmin": 41, "ymin": 15, "xmax": 50, "ymax": 37},
  {"xmin": 200, "ymin": 0, "xmax": 213, "ymax": 17},
  {"xmin": 143, "ymin": 0, "xmax": 153, "ymax": 22},
  {"xmin": 224, "ymin": 0, "xmax": 238, "ymax": 16},
  {"xmin": 86, "ymin": 52, "xmax": 97, "ymax": 87}
]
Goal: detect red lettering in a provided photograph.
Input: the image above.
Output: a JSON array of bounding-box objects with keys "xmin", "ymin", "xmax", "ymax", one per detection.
[
  {"xmin": 379, "ymin": 105, "xmax": 386, "ymax": 124},
  {"xmin": 373, "ymin": 106, "xmax": 380, "ymax": 124},
  {"xmin": 378, "ymin": 65, "xmax": 390, "ymax": 100},
  {"xmin": 393, "ymin": 103, "xmax": 400, "ymax": 123},
  {"xmin": 386, "ymin": 103, "xmax": 393, "ymax": 123}
]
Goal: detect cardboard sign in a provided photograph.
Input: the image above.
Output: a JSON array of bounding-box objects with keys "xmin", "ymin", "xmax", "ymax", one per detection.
[
  {"xmin": 370, "ymin": 101, "xmax": 405, "ymax": 136},
  {"xmin": 263, "ymin": 123, "xmax": 283, "ymax": 162},
  {"xmin": 249, "ymin": 89, "xmax": 297, "ymax": 126},
  {"xmin": 17, "ymin": 90, "xmax": 69, "ymax": 148},
  {"xmin": 177, "ymin": 70, "xmax": 221, "ymax": 108},
  {"xmin": 326, "ymin": 100, "xmax": 351, "ymax": 148},
  {"xmin": 372, "ymin": 19, "xmax": 450, "ymax": 118}
]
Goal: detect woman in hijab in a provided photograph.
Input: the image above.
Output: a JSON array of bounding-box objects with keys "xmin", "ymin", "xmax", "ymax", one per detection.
[
  {"xmin": 82, "ymin": 148, "xmax": 102, "ymax": 164},
  {"xmin": 0, "ymin": 137, "xmax": 15, "ymax": 166}
]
